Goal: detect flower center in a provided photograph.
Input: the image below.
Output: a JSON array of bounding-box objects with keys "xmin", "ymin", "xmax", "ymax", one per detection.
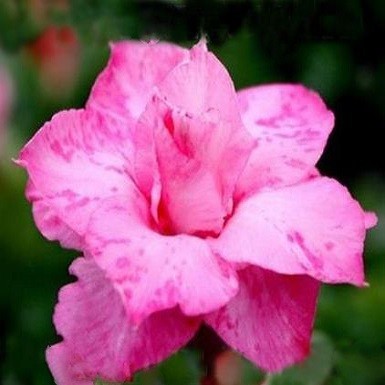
[
  {"xmin": 150, "ymin": 109, "xmax": 232, "ymax": 237},
  {"xmin": 156, "ymin": 196, "xmax": 229, "ymax": 238}
]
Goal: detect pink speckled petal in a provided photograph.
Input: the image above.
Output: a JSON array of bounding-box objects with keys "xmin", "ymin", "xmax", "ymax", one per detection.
[
  {"xmin": 26, "ymin": 180, "xmax": 83, "ymax": 249},
  {"xmin": 85, "ymin": 194, "xmax": 239, "ymax": 323},
  {"xmin": 158, "ymin": 40, "xmax": 242, "ymax": 127},
  {"xmin": 210, "ymin": 177, "xmax": 368, "ymax": 285},
  {"xmin": 17, "ymin": 109, "xmax": 133, "ymax": 247},
  {"xmin": 236, "ymin": 85, "xmax": 334, "ymax": 197},
  {"xmin": 87, "ymin": 41, "xmax": 188, "ymax": 123},
  {"xmin": 47, "ymin": 257, "xmax": 200, "ymax": 385},
  {"xmin": 46, "ymin": 344, "xmax": 92, "ymax": 385},
  {"xmin": 206, "ymin": 266, "xmax": 320, "ymax": 372}
]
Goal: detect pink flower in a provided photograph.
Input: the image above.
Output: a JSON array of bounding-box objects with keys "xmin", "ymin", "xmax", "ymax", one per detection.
[{"xmin": 18, "ymin": 40, "xmax": 376, "ymax": 384}]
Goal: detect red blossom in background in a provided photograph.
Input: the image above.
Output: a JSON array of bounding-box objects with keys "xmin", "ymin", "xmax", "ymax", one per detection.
[
  {"xmin": 25, "ymin": 25, "xmax": 80, "ymax": 98},
  {"xmin": 17, "ymin": 40, "xmax": 376, "ymax": 384}
]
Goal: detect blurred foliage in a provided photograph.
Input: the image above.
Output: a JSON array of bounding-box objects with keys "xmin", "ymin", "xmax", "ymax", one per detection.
[
  {"xmin": 96, "ymin": 350, "xmax": 201, "ymax": 385},
  {"xmin": 0, "ymin": 0, "xmax": 384, "ymax": 385},
  {"xmin": 269, "ymin": 333, "xmax": 335, "ymax": 385}
]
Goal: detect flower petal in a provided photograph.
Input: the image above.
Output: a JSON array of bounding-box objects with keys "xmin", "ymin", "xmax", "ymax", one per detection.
[
  {"xmin": 87, "ymin": 41, "xmax": 188, "ymax": 122},
  {"xmin": 135, "ymin": 98, "xmax": 233, "ymax": 235},
  {"xmin": 236, "ymin": 84, "xmax": 334, "ymax": 197},
  {"xmin": 17, "ymin": 109, "xmax": 133, "ymax": 247},
  {"xmin": 157, "ymin": 40, "xmax": 242, "ymax": 127},
  {"xmin": 364, "ymin": 211, "xmax": 378, "ymax": 229},
  {"xmin": 133, "ymin": 42, "xmax": 254, "ymax": 234},
  {"xmin": 47, "ymin": 257, "xmax": 200, "ymax": 385},
  {"xmin": 85, "ymin": 194, "xmax": 239, "ymax": 323},
  {"xmin": 210, "ymin": 177, "xmax": 368, "ymax": 285},
  {"xmin": 206, "ymin": 266, "xmax": 320, "ymax": 372},
  {"xmin": 26, "ymin": 180, "xmax": 83, "ymax": 249},
  {"xmin": 46, "ymin": 344, "xmax": 92, "ymax": 385}
]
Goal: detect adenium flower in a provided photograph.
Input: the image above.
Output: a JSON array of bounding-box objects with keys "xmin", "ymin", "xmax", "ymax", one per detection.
[{"xmin": 18, "ymin": 40, "xmax": 376, "ymax": 384}]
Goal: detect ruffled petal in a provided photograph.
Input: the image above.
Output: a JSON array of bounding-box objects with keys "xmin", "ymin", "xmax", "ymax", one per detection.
[
  {"xmin": 158, "ymin": 40, "xmax": 242, "ymax": 127},
  {"xmin": 87, "ymin": 41, "xmax": 188, "ymax": 122},
  {"xmin": 85, "ymin": 194, "xmax": 239, "ymax": 323},
  {"xmin": 236, "ymin": 85, "xmax": 334, "ymax": 197},
  {"xmin": 26, "ymin": 180, "xmax": 83, "ymax": 249},
  {"xmin": 210, "ymin": 177, "xmax": 368, "ymax": 285},
  {"xmin": 46, "ymin": 344, "xmax": 92, "ymax": 385},
  {"xmin": 135, "ymin": 99, "xmax": 232, "ymax": 235},
  {"xmin": 47, "ymin": 257, "xmax": 200, "ymax": 385},
  {"xmin": 134, "ymin": 42, "xmax": 254, "ymax": 235},
  {"xmin": 206, "ymin": 266, "xmax": 320, "ymax": 372},
  {"xmin": 17, "ymin": 109, "xmax": 133, "ymax": 247}
]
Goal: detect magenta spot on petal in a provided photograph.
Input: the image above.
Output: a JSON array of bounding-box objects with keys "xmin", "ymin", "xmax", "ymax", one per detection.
[
  {"xmin": 155, "ymin": 288, "xmax": 162, "ymax": 297},
  {"xmin": 293, "ymin": 231, "xmax": 304, "ymax": 244},
  {"xmin": 127, "ymin": 270, "xmax": 141, "ymax": 282},
  {"xmin": 104, "ymin": 165, "xmax": 124, "ymax": 174},
  {"xmin": 116, "ymin": 257, "xmax": 129, "ymax": 269},
  {"xmin": 115, "ymin": 275, "xmax": 128, "ymax": 284},
  {"xmin": 282, "ymin": 102, "xmax": 291, "ymax": 111},
  {"xmin": 284, "ymin": 158, "xmax": 306, "ymax": 169},
  {"xmin": 49, "ymin": 216, "xmax": 61, "ymax": 226},
  {"xmin": 293, "ymin": 231, "xmax": 323, "ymax": 269},
  {"xmin": 256, "ymin": 117, "xmax": 280, "ymax": 128},
  {"xmin": 287, "ymin": 233, "xmax": 294, "ymax": 243},
  {"xmin": 324, "ymin": 241, "xmax": 335, "ymax": 251},
  {"xmin": 305, "ymin": 128, "xmax": 320, "ymax": 137},
  {"xmin": 76, "ymin": 197, "xmax": 90, "ymax": 207},
  {"xmin": 299, "ymin": 104, "xmax": 308, "ymax": 112},
  {"xmin": 60, "ymin": 189, "xmax": 78, "ymax": 200},
  {"xmin": 273, "ymin": 129, "xmax": 301, "ymax": 139},
  {"xmin": 50, "ymin": 140, "xmax": 73, "ymax": 162},
  {"xmin": 163, "ymin": 109, "xmax": 174, "ymax": 135},
  {"xmin": 124, "ymin": 288, "xmax": 132, "ymax": 300}
]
